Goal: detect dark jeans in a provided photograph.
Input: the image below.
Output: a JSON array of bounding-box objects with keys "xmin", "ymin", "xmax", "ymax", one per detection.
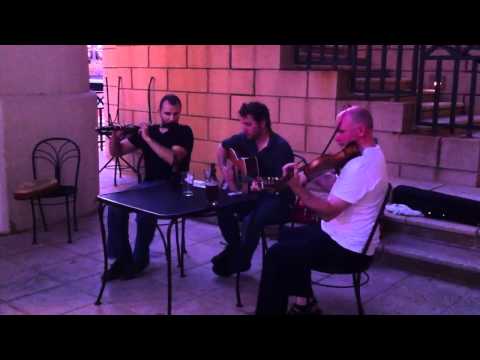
[
  {"xmin": 216, "ymin": 192, "xmax": 291, "ymax": 265},
  {"xmin": 255, "ymin": 224, "xmax": 372, "ymax": 315},
  {"xmin": 106, "ymin": 182, "xmax": 158, "ymax": 268}
]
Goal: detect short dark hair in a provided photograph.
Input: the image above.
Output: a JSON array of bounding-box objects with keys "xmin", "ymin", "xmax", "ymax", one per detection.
[
  {"xmin": 159, "ymin": 94, "xmax": 182, "ymax": 111},
  {"xmin": 238, "ymin": 102, "xmax": 272, "ymax": 131}
]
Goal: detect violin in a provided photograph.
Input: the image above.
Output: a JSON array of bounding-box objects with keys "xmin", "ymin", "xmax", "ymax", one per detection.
[
  {"xmin": 282, "ymin": 109, "xmax": 361, "ymax": 185},
  {"xmin": 263, "ymin": 142, "xmax": 361, "ymax": 192},
  {"xmin": 300, "ymin": 141, "xmax": 361, "ymax": 180}
]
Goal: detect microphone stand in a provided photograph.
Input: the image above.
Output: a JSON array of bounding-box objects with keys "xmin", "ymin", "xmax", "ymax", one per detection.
[{"xmin": 98, "ymin": 76, "xmax": 139, "ymax": 186}]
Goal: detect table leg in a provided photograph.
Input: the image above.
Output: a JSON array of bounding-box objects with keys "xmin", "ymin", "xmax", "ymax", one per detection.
[
  {"xmin": 180, "ymin": 217, "xmax": 186, "ymax": 277},
  {"xmin": 175, "ymin": 219, "xmax": 181, "ymax": 268},
  {"xmin": 181, "ymin": 217, "xmax": 187, "ymax": 255},
  {"xmin": 95, "ymin": 203, "xmax": 108, "ymax": 306},
  {"xmin": 158, "ymin": 219, "xmax": 175, "ymax": 315}
]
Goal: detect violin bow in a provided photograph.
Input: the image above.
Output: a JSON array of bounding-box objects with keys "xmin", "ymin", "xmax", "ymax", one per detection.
[
  {"xmin": 105, "ymin": 76, "xmax": 113, "ymax": 126},
  {"xmin": 148, "ymin": 76, "xmax": 155, "ymax": 125},
  {"xmin": 320, "ymin": 104, "xmax": 350, "ymax": 156},
  {"xmin": 114, "ymin": 76, "xmax": 122, "ymax": 125}
]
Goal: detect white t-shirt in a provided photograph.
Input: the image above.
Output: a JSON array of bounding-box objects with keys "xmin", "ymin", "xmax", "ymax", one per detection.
[{"xmin": 321, "ymin": 145, "xmax": 388, "ymax": 256}]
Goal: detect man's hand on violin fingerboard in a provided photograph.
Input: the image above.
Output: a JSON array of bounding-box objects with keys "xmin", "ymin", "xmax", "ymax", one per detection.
[{"xmin": 281, "ymin": 163, "xmax": 302, "ymax": 191}]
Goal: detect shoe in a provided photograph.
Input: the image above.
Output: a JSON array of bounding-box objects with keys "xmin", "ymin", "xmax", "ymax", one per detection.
[
  {"xmin": 211, "ymin": 250, "xmax": 236, "ymax": 277},
  {"xmin": 211, "ymin": 246, "xmax": 235, "ymax": 265},
  {"xmin": 120, "ymin": 260, "xmax": 149, "ymax": 281},
  {"xmin": 212, "ymin": 262, "xmax": 232, "ymax": 277},
  {"xmin": 101, "ymin": 260, "xmax": 125, "ymax": 282},
  {"xmin": 230, "ymin": 258, "xmax": 251, "ymax": 274},
  {"xmin": 212, "ymin": 255, "xmax": 251, "ymax": 277},
  {"xmin": 287, "ymin": 298, "xmax": 323, "ymax": 315}
]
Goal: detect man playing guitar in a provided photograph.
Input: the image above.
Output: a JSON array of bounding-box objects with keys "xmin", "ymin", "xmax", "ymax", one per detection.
[{"xmin": 211, "ymin": 102, "xmax": 295, "ymax": 277}]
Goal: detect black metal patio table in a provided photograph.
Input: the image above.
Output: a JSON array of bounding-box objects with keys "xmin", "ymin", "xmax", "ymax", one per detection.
[{"xmin": 94, "ymin": 180, "xmax": 256, "ymax": 315}]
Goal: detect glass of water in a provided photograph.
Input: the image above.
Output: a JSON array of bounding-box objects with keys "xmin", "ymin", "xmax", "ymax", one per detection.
[{"xmin": 182, "ymin": 171, "xmax": 194, "ymax": 197}]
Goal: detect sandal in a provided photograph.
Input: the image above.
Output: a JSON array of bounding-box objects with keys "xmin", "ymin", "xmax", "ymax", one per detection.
[{"xmin": 287, "ymin": 298, "xmax": 323, "ymax": 315}]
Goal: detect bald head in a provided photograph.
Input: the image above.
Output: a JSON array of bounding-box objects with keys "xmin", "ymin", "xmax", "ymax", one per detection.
[
  {"xmin": 337, "ymin": 106, "xmax": 373, "ymax": 130},
  {"xmin": 334, "ymin": 106, "xmax": 376, "ymax": 149}
]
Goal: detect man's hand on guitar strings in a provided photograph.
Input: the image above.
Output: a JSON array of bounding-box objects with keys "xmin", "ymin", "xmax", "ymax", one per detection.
[
  {"xmin": 250, "ymin": 179, "xmax": 262, "ymax": 192},
  {"xmin": 282, "ymin": 163, "xmax": 303, "ymax": 192}
]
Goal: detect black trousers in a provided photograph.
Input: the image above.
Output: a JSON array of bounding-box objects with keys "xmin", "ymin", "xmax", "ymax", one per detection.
[
  {"xmin": 255, "ymin": 224, "xmax": 372, "ymax": 315},
  {"xmin": 216, "ymin": 192, "xmax": 291, "ymax": 264}
]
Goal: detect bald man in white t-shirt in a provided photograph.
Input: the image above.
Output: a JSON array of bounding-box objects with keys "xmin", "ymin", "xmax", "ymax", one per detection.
[{"xmin": 256, "ymin": 106, "xmax": 389, "ymax": 315}]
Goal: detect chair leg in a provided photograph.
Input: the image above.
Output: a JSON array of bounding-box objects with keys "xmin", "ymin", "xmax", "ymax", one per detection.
[
  {"xmin": 118, "ymin": 157, "xmax": 123, "ymax": 178},
  {"xmin": 175, "ymin": 220, "xmax": 181, "ymax": 268},
  {"xmin": 73, "ymin": 195, "xmax": 78, "ymax": 232},
  {"xmin": 157, "ymin": 226, "xmax": 167, "ymax": 252},
  {"xmin": 353, "ymin": 273, "xmax": 365, "ymax": 316},
  {"xmin": 113, "ymin": 157, "xmax": 119, "ymax": 186},
  {"xmin": 30, "ymin": 199, "xmax": 37, "ymax": 245},
  {"xmin": 235, "ymin": 272, "xmax": 243, "ymax": 307},
  {"xmin": 261, "ymin": 230, "xmax": 268, "ymax": 263},
  {"xmin": 65, "ymin": 196, "xmax": 72, "ymax": 244},
  {"xmin": 175, "ymin": 219, "xmax": 186, "ymax": 277},
  {"xmin": 38, "ymin": 198, "xmax": 48, "ymax": 232}
]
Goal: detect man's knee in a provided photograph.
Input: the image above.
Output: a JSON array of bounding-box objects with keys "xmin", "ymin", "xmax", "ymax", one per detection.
[
  {"xmin": 252, "ymin": 202, "xmax": 289, "ymax": 229},
  {"xmin": 265, "ymin": 242, "xmax": 288, "ymax": 265},
  {"xmin": 217, "ymin": 204, "xmax": 236, "ymax": 219},
  {"xmin": 136, "ymin": 213, "xmax": 157, "ymax": 226},
  {"xmin": 278, "ymin": 227, "xmax": 297, "ymax": 243},
  {"xmin": 108, "ymin": 206, "xmax": 129, "ymax": 220}
]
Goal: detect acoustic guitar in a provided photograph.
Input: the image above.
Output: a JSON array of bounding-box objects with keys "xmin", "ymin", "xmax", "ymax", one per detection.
[{"xmin": 225, "ymin": 148, "xmax": 281, "ymax": 193}]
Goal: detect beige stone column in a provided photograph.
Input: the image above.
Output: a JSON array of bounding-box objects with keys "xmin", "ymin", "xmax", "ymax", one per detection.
[{"xmin": 0, "ymin": 45, "xmax": 98, "ymax": 233}]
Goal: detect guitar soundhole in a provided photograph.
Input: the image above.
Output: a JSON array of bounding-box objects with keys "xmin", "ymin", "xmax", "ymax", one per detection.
[{"xmin": 244, "ymin": 158, "xmax": 259, "ymax": 178}]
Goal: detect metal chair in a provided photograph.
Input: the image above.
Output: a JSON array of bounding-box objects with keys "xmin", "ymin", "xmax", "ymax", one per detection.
[
  {"xmin": 310, "ymin": 183, "xmax": 392, "ymax": 315},
  {"xmin": 31, "ymin": 137, "xmax": 81, "ymax": 244}
]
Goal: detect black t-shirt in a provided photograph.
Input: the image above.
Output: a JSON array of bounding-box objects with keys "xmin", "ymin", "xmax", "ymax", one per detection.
[
  {"xmin": 128, "ymin": 124, "xmax": 194, "ymax": 181},
  {"xmin": 222, "ymin": 132, "xmax": 295, "ymax": 201}
]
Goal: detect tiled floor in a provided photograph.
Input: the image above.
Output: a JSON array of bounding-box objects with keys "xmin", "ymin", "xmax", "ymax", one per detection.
[{"xmin": 0, "ymin": 150, "xmax": 479, "ymax": 315}]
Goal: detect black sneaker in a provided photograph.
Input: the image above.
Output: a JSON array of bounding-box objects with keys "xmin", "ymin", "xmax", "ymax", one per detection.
[
  {"xmin": 229, "ymin": 258, "xmax": 251, "ymax": 274},
  {"xmin": 120, "ymin": 260, "xmax": 149, "ymax": 281},
  {"xmin": 287, "ymin": 298, "xmax": 323, "ymax": 315},
  {"xmin": 212, "ymin": 255, "xmax": 251, "ymax": 277},
  {"xmin": 212, "ymin": 262, "xmax": 232, "ymax": 277},
  {"xmin": 211, "ymin": 246, "xmax": 234, "ymax": 265},
  {"xmin": 101, "ymin": 260, "xmax": 125, "ymax": 282}
]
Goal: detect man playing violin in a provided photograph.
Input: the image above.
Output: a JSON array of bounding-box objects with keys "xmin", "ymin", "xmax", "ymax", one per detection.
[
  {"xmin": 255, "ymin": 106, "xmax": 388, "ymax": 315},
  {"xmin": 211, "ymin": 102, "xmax": 295, "ymax": 277},
  {"xmin": 104, "ymin": 94, "xmax": 194, "ymax": 281}
]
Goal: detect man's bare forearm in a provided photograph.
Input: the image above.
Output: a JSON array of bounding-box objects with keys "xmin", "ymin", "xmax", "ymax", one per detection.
[
  {"xmin": 291, "ymin": 185, "xmax": 336, "ymax": 220},
  {"xmin": 217, "ymin": 145, "xmax": 227, "ymax": 168},
  {"xmin": 145, "ymin": 138, "xmax": 175, "ymax": 166},
  {"xmin": 306, "ymin": 171, "xmax": 336, "ymax": 193},
  {"xmin": 217, "ymin": 145, "xmax": 238, "ymax": 191}
]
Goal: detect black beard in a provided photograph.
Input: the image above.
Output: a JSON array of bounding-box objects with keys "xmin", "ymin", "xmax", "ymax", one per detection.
[{"xmin": 160, "ymin": 122, "xmax": 178, "ymax": 130}]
